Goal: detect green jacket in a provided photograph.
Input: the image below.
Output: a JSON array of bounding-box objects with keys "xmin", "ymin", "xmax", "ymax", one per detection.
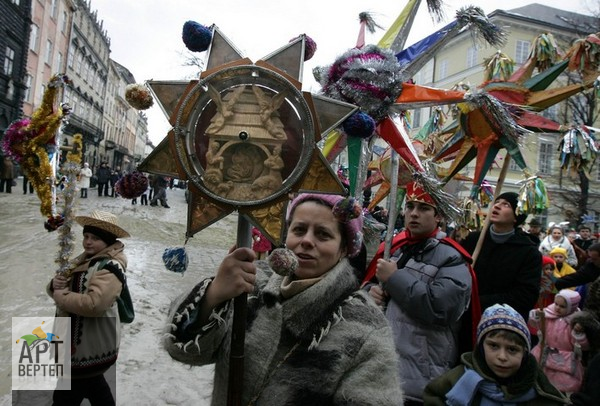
[{"xmin": 423, "ymin": 352, "xmax": 569, "ymax": 405}]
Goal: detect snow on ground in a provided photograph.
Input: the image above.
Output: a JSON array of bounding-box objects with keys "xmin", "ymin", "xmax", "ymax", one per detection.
[{"xmin": 1, "ymin": 183, "xmax": 240, "ymax": 405}]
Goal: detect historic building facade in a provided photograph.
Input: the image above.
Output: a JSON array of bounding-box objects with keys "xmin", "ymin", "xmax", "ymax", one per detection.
[{"xmin": 0, "ymin": 0, "xmax": 32, "ymax": 135}]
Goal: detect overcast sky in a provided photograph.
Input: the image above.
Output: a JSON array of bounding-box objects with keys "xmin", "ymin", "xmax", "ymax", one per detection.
[{"xmin": 90, "ymin": 0, "xmax": 593, "ymax": 145}]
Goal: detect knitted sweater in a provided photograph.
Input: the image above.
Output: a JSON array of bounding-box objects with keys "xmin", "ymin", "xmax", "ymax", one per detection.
[{"xmin": 163, "ymin": 258, "xmax": 404, "ymax": 405}]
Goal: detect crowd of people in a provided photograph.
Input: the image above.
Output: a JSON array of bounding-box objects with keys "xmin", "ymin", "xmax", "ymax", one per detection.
[{"xmin": 23, "ymin": 174, "xmax": 600, "ymax": 405}]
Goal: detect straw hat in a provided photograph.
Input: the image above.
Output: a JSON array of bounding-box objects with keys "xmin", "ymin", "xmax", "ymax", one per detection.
[{"xmin": 75, "ymin": 210, "xmax": 130, "ymax": 238}]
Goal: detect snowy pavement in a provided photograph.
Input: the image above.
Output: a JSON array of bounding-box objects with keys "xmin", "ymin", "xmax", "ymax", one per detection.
[{"xmin": 1, "ymin": 183, "xmax": 240, "ymax": 405}]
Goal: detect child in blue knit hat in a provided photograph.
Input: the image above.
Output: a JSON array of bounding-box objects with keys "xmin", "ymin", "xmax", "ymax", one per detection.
[{"xmin": 424, "ymin": 304, "xmax": 569, "ymax": 405}]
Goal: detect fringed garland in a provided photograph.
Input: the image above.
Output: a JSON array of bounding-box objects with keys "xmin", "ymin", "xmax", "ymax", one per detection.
[
  {"xmin": 558, "ymin": 126, "xmax": 599, "ymax": 178},
  {"xmin": 483, "ymin": 51, "xmax": 515, "ymax": 81},
  {"xmin": 530, "ymin": 32, "xmax": 561, "ymax": 71},
  {"xmin": 516, "ymin": 176, "xmax": 549, "ymax": 215},
  {"xmin": 56, "ymin": 133, "xmax": 83, "ymax": 274}
]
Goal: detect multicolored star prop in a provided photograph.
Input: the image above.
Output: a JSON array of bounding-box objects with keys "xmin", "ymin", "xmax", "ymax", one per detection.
[{"xmin": 138, "ymin": 26, "xmax": 357, "ymax": 245}]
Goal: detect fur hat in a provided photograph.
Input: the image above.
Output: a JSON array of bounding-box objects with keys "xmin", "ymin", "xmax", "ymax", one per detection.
[
  {"xmin": 541, "ymin": 256, "xmax": 556, "ymax": 268},
  {"xmin": 556, "ymin": 289, "xmax": 581, "ymax": 314},
  {"xmin": 495, "ymin": 192, "xmax": 527, "ymax": 227},
  {"xmin": 549, "ymin": 247, "xmax": 568, "ymax": 258},
  {"xmin": 75, "ymin": 210, "xmax": 130, "ymax": 238},
  {"xmin": 477, "ymin": 304, "xmax": 531, "ymax": 351},
  {"xmin": 286, "ymin": 193, "xmax": 363, "ymax": 257}
]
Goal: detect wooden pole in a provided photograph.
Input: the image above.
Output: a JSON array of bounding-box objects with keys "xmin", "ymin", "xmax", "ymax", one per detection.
[
  {"xmin": 227, "ymin": 216, "xmax": 252, "ymax": 406},
  {"xmin": 384, "ymin": 150, "xmax": 400, "ymax": 260},
  {"xmin": 472, "ymin": 152, "xmax": 512, "ymax": 266}
]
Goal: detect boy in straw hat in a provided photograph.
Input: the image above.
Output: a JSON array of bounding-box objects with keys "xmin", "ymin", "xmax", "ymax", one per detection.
[
  {"xmin": 424, "ymin": 303, "xmax": 568, "ymax": 404},
  {"xmin": 48, "ymin": 210, "xmax": 129, "ymax": 405}
]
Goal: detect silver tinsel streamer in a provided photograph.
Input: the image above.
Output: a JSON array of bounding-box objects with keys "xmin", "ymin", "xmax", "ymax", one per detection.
[
  {"xmin": 463, "ymin": 90, "xmax": 531, "ymax": 145},
  {"xmin": 56, "ymin": 160, "xmax": 80, "ymax": 274},
  {"xmin": 411, "ymin": 163, "xmax": 462, "ymax": 224}
]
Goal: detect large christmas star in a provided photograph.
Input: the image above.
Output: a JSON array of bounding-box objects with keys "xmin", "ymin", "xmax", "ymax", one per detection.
[{"xmin": 139, "ymin": 27, "xmax": 357, "ymax": 244}]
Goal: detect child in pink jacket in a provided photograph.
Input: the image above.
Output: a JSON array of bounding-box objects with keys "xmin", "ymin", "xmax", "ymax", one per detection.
[{"xmin": 529, "ymin": 289, "xmax": 589, "ymax": 393}]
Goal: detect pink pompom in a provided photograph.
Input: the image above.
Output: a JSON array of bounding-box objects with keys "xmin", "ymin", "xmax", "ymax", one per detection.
[{"xmin": 268, "ymin": 248, "xmax": 299, "ymax": 276}]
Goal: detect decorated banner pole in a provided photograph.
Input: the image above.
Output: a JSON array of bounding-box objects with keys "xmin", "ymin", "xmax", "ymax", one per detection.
[
  {"xmin": 383, "ymin": 149, "xmax": 401, "ymax": 260},
  {"xmin": 228, "ymin": 216, "xmax": 252, "ymax": 406},
  {"xmin": 472, "ymin": 152, "xmax": 511, "ymax": 266}
]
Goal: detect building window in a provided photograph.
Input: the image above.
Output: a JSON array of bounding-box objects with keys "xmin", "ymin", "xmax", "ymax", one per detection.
[
  {"xmin": 3, "ymin": 46, "xmax": 15, "ymax": 75},
  {"xmin": 45, "ymin": 40, "xmax": 53, "ymax": 65},
  {"xmin": 516, "ymin": 40, "xmax": 531, "ymax": 64},
  {"xmin": 539, "ymin": 142, "xmax": 554, "ymax": 174},
  {"xmin": 24, "ymin": 74, "xmax": 33, "ymax": 102},
  {"xmin": 467, "ymin": 46, "xmax": 478, "ymax": 68},
  {"xmin": 61, "ymin": 11, "xmax": 68, "ymax": 33},
  {"xmin": 412, "ymin": 108, "xmax": 422, "ymax": 128},
  {"xmin": 50, "ymin": 0, "xmax": 58, "ymax": 18},
  {"xmin": 56, "ymin": 51, "xmax": 63, "ymax": 71},
  {"xmin": 29, "ymin": 24, "xmax": 39, "ymax": 52},
  {"xmin": 438, "ymin": 59, "xmax": 448, "ymax": 80},
  {"xmin": 509, "ymin": 158, "xmax": 520, "ymax": 171},
  {"xmin": 76, "ymin": 52, "xmax": 83, "ymax": 74}
]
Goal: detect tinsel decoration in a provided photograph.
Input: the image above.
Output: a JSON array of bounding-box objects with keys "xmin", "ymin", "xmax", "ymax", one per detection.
[
  {"xmin": 125, "ymin": 84, "xmax": 154, "ymax": 110},
  {"xmin": 558, "ymin": 126, "xmax": 599, "ymax": 178},
  {"xmin": 55, "ymin": 133, "xmax": 83, "ymax": 274},
  {"xmin": 462, "ymin": 90, "xmax": 530, "ymax": 146},
  {"xmin": 267, "ymin": 248, "xmax": 299, "ymax": 277},
  {"xmin": 115, "ymin": 171, "xmax": 149, "ymax": 199},
  {"xmin": 411, "ymin": 168, "xmax": 462, "ymax": 224},
  {"xmin": 1, "ymin": 119, "xmax": 37, "ymax": 162},
  {"xmin": 182, "ymin": 21, "xmax": 212, "ymax": 52},
  {"xmin": 516, "ymin": 176, "xmax": 549, "ymax": 215},
  {"xmin": 332, "ymin": 196, "xmax": 362, "ymax": 223},
  {"xmin": 478, "ymin": 180, "xmax": 494, "ymax": 207},
  {"xmin": 290, "ymin": 34, "xmax": 317, "ymax": 61},
  {"xmin": 483, "ymin": 51, "xmax": 515, "ymax": 81},
  {"xmin": 163, "ymin": 246, "xmax": 189, "ymax": 274},
  {"xmin": 425, "ymin": 0, "xmax": 445, "ymax": 22},
  {"xmin": 530, "ymin": 33, "xmax": 561, "ymax": 71},
  {"xmin": 342, "ymin": 111, "xmax": 376, "ymax": 139},
  {"xmin": 362, "ymin": 211, "xmax": 387, "ymax": 248},
  {"xmin": 358, "ymin": 12, "xmax": 384, "ymax": 34},
  {"xmin": 15, "ymin": 74, "xmax": 71, "ymax": 218},
  {"xmin": 456, "ymin": 6, "xmax": 506, "ymax": 48},
  {"xmin": 319, "ymin": 44, "xmax": 404, "ymax": 122}
]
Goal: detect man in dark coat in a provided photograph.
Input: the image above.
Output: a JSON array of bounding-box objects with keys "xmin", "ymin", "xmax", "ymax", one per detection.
[
  {"xmin": 555, "ymin": 243, "xmax": 600, "ymax": 290},
  {"xmin": 95, "ymin": 162, "xmax": 111, "ymax": 197},
  {"xmin": 461, "ymin": 192, "xmax": 541, "ymax": 322}
]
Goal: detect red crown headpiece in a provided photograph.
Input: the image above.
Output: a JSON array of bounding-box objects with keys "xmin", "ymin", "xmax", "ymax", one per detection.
[{"xmin": 405, "ymin": 181, "xmax": 436, "ymax": 207}]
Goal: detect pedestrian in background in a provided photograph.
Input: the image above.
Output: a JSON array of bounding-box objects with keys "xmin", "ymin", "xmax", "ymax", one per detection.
[
  {"xmin": 0, "ymin": 155, "xmax": 14, "ymax": 193},
  {"xmin": 96, "ymin": 162, "xmax": 111, "ymax": 197},
  {"xmin": 540, "ymin": 225, "xmax": 578, "ymax": 268},
  {"xmin": 78, "ymin": 162, "xmax": 93, "ymax": 198},
  {"xmin": 22, "ymin": 174, "xmax": 34, "ymax": 194},
  {"xmin": 149, "ymin": 176, "xmax": 170, "ymax": 208}
]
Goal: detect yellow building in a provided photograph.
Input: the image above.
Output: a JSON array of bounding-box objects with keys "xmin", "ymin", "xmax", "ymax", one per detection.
[{"xmin": 411, "ymin": 3, "xmax": 600, "ymax": 231}]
